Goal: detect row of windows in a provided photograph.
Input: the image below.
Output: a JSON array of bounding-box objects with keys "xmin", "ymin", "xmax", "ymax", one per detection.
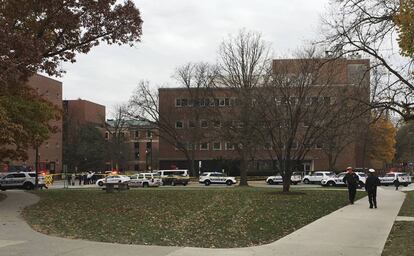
[
  {"xmin": 176, "ymin": 141, "xmax": 324, "ymax": 151},
  {"xmin": 175, "ymin": 96, "xmax": 335, "ymax": 108},
  {"xmin": 175, "ymin": 120, "xmax": 324, "ymax": 129},
  {"xmin": 176, "ymin": 142, "xmax": 235, "ymax": 151},
  {"xmin": 105, "ymin": 130, "xmax": 153, "ymax": 140},
  {"xmin": 176, "ymin": 120, "xmax": 223, "ymax": 129},
  {"xmin": 176, "ymin": 98, "xmax": 237, "ymax": 107}
]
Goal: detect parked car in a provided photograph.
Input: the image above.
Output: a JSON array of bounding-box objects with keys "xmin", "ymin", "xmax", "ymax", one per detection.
[
  {"xmin": 0, "ymin": 172, "xmax": 45, "ymax": 191},
  {"xmin": 266, "ymin": 172, "xmax": 302, "ymax": 185},
  {"xmin": 129, "ymin": 173, "xmax": 162, "ymax": 187},
  {"xmin": 156, "ymin": 169, "xmax": 190, "ymax": 186},
  {"xmin": 96, "ymin": 175, "xmax": 130, "ymax": 187},
  {"xmin": 321, "ymin": 172, "xmax": 366, "ymax": 187},
  {"xmin": 302, "ymin": 171, "xmax": 334, "ymax": 184},
  {"xmin": 379, "ymin": 172, "xmax": 412, "ymax": 187},
  {"xmin": 199, "ymin": 172, "xmax": 237, "ymax": 186}
]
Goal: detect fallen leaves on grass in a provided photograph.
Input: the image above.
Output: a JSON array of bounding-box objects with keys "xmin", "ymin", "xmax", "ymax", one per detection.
[{"xmin": 22, "ymin": 188, "xmax": 363, "ymax": 248}]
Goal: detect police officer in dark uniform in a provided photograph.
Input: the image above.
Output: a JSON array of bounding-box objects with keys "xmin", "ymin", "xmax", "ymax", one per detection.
[
  {"xmin": 365, "ymin": 168, "xmax": 380, "ymax": 208},
  {"xmin": 343, "ymin": 167, "xmax": 359, "ymax": 204}
]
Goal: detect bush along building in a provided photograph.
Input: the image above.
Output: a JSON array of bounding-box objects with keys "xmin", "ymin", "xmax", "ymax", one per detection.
[{"xmin": 158, "ymin": 57, "xmax": 372, "ymax": 176}]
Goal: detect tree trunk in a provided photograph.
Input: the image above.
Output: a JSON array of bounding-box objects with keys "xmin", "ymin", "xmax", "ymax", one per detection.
[
  {"xmin": 239, "ymin": 157, "xmax": 249, "ymax": 186},
  {"xmin": 282, "ymin": 178, "xmax": 291, "ymax": 193}
]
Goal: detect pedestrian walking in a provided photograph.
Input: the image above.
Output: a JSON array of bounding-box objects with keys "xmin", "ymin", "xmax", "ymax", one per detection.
[
  {"xmin": 365, "ymin": 169, "xmax": 380, "ymax": 209},
  {"xmin": 394, "ymin": 177, "xmax": 400, "ymax": 190},
  {"xmin": 71, "ymin": 173, "xmax": 75, "ymax": 186},
  {"xmin": 343, "ymin": 166, "xmax": 359, "ymax": 204}
]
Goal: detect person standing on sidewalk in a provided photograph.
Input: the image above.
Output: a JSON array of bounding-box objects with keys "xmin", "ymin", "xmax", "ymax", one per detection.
[
  {"xmin": 343, "ymin": 167, "xmax": 359, "ymax": 204},
  {"xmin": 365, "ymin": 169, "xmax": 380, "ymax": 209}
]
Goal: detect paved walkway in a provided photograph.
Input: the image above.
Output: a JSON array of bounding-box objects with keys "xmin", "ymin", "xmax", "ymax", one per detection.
[{"xmin": 0, "ymin": 187, "xmax": 406, "ymax": 256}]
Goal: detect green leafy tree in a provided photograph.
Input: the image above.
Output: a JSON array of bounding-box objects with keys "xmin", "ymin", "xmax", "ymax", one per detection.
[
  {"xmin": 63, "ymin": 123, "xmax": 106, "ymax": 172},
  {"xmin": 395, "ymin": 121, "xmax": 414, "ymax": 162}
]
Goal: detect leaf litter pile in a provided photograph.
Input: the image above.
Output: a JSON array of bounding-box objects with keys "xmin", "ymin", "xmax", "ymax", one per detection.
[{"xmin": 22, "ymin": 188, "xmax": 362, "ymax": 248}]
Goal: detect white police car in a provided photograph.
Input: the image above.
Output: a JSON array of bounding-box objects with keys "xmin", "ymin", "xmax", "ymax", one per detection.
[
  {"xmin": 0, "ymin": 172, "xmax": 45, "ymax": 190},
  {"xmin": 199, "ymin": 172, "xmax": 237, "ymax": 186},
  {"xmin": 266, "ymin": 172, "xmax": 302, "ymax": 185},
  {"xmin": 96, "ymin": 175, "xmax": 130, "ymax": 187},
  {"xmin": 129, "ymin": 173, "xmax": 162, "ymax": 187},
  {"xmin": 379, "ymin": 172, "xmax": 412, "ymax": 186},
  {"xmin": 321, "ymin": 172, "xmax": 366, "ymax": 187}
]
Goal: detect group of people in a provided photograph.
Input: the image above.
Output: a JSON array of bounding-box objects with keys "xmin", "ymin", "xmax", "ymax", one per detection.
[
  {"xmin": 67, "ymin": 172, "xmax": 96, "ymax": 186},
  {"xmin": 343, "ymin": 166, "xmax": 391, "ymax": 209}
]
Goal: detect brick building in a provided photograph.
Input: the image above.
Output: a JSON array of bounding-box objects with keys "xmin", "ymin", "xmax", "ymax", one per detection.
[
  {"xmin": 63, "ymin": 99, "xmax": 106, "ymax": 127},
  {"xmin": 8, "ymin": 74, "xmax": 63, "ymax": 173},
  {"xmin": 105, "ymin": 120, "xmax": 159, "ymax": 172},
  {"xmin": 158, "ymin": 58, "xmax": 371, "ymax": 175}
]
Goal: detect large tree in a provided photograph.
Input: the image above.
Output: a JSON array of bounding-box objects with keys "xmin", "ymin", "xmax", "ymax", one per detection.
[
  {"xmin": 395, "ymin": 120, "xmax": 414, "ymax": 162},
  {"xmin": 255, "ymin": 50, "xmax": 370, "ymax": 192},
  {"xmin": 217, "ymin": 29, "xmax": 272, "ymax": 186},
  {"xmin": 366, "ymin": 116, "xmax": 397, "ymax": 168},
  {"xmin": 322, "ymin": 0, "xmax": 414, "ymax": 121},
  {"xmin": 0, "ymin": 0, "xmax": 143, "ymax": 162},
  {"xmin": 130, "ymin": 63, "xmax": 218, "ymax": 177}
]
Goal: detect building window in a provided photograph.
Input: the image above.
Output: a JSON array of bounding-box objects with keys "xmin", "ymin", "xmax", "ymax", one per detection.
[
  {"xmin": 225, "ymin": 142, "xmax": 235, "ymax": 150},
  {"xmin": 135, "ymin": 130, "xmax": 139, "ymax": 138},
  {"xmin": 213, "ymin": 142, "xmax": 221, "ymax": 150},
  {"xmin": 45, "ymin": 142, "xmax": 49, "ymax": 148},
  {"xmin": 200, "ymin": 142, "xmax": 209, "ymax": 150},
  {"xmin": 135, "ymin": 152, "xmax": 140, "ymax": 160},
  {"xmin": 134, "ymin": 164, "xmax": 139, "ymax": 171},
  {"xmin": 181, "ymin": 98, "xmax": 188, "ymax": 107},
  {"xmin": 188, "ymin": 120, "xmax": 196, "ymax": 128},
  {"xmin": 175, "ymin": 98, "xmax": 182, "ymax": 107},
  {"xmin": 176, "ymin": 121, "xmax": 184, "ymax": 129},
  {"xmin": 213, "ymin": 120, "xmax": 221, "ymax": 128},
  {"xmin": 219, "ymin": 98, "xmax": 225, "ymax": 106},
  {"xmin": 187, "ymin": 142, "xmax": 195, "ymax": 150},
  {"xmin": 200, "ymin": 120, "xmax": 208, "ymax": 128},
  {"xmin": 147, "ymin": 130, "xmax": 152, "ymax": 138},
  {"xmin": 134, "ymin": 142, "xmax": 139, "ymax": 149}
]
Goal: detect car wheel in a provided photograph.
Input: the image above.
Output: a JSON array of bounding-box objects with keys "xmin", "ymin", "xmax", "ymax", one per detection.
[
  {"xmin": 292, "ymin": 182, "xmax": 298, "ymax": 185},
  {"xmin": 23, "ymin": 182, "xmax": 34, "ymax": 190},
  {"xmin": 204, "ymin": 180, "xmax": 211, "ymax": 186},
  {"xmin": 226, "ymin": 180, "xmax": 233, "ymax": 186},
  {"xmin": 403, "ymin": 184, "xmax": 408, "ymax": 187},
  {"xmin": 98, "ymin": 181, "xmax": 103, "ymax": 186},
  {"xmin": 143, "ymin": 183, "xmax": 149, "ymax": 188},
  {"xmin": 303, "ymin": 179, "xmax": 310, "ymax": 184},
  {"xmin": 183, "ymin": 183, "xmax": 187, "ymax": 186},
  {"xmin": 0, "ymin": 186, "xmax": 5, "ymax": 191},
  {"xmin": 327, "ymin": 181, "xmax": 335, "ymax": 187},
  {"xmin": 267, "ymin": 179, "xmax": 274, "ymax": 185},
  {"xmin": 171, "ymin": 181, "xmax": 176, "ymax": 186}
]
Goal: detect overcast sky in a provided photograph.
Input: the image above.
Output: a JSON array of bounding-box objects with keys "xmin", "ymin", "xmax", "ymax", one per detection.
[{"xmin": 59, "ymin": 0, "xmax": 330, "ymax": 117}]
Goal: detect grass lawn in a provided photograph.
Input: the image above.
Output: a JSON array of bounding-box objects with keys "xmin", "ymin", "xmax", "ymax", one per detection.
[
  {"xmin": 0, "ymin": 193, "xmax": 6, "ymax": 202},
  {"xmin": 382, "ymin": 191, "xmax": 414, "ymax": 256},
  {"xmin": 397, "ymin": 191, "xmax": 414, "ymax": 217},
  {"xmin": 23, "ymin": 187, "xmax": 364, "ymax": 248}
]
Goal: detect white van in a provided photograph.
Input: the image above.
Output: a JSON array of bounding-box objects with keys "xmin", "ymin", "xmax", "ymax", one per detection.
[{"xmin": 156, "ymin": 169, "xmax": 189, "ymax": 186}]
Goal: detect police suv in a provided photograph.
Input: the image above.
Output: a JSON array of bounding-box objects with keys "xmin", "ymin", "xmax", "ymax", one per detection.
[
  {"xmin": 0, "ymin": 172, "xmax": 45, "ymax": 190},
  {"xmin": 321, "ymin": 172, "xmax": 366, "ymax": 187},
  {"xmin": 379, "ymin": 172, "xmax": 412, "ymax": 187},
  {"xmin": 199, "ymin": 172, "xmax": 237, "ymax": 186}
]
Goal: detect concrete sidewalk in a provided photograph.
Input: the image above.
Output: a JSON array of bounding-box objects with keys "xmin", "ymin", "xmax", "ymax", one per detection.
[{"xmin": 0, "ymin": 187, "xmax": 406, "ymax": 256}]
